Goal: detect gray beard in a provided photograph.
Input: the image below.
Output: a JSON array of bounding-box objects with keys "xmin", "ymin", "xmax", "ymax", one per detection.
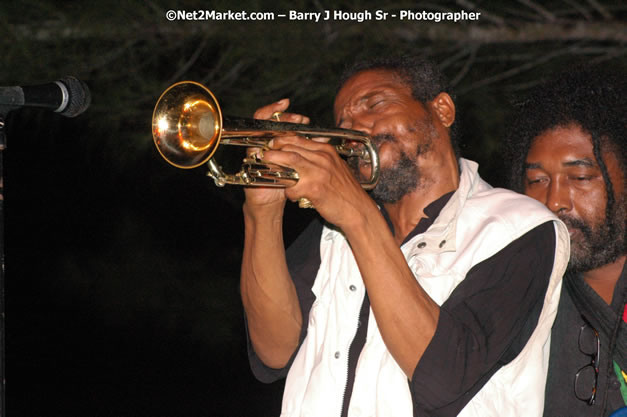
[
  {"xmin": 355, "ymin": 118, "xmax": 437, "ymax": 204},
  {"xmin": 369, "ymin": 152, "xmax": 419, "ymax": 203},
  {"xmin": 348, "ymin": 135, "xmax": 423, "ymax": 204},
  {"xmin": 563, "ymin": 195, "xmax": 626, "ymax": 272}
]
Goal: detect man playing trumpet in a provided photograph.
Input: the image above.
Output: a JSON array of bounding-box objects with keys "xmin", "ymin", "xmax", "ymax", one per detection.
[{"xmin": 240, "ymin": 55, "xmax": 570, "ymax": 416}]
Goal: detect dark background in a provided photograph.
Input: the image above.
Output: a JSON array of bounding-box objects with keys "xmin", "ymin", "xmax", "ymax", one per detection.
[{"xmin": 1, "ymin": 1, "xmax": 625, "ymax": 415}]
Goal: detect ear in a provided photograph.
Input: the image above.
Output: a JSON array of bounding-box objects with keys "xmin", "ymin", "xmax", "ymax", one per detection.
[{"xmin": 430, "ymin": 92, "xmax": 455, "ymax": 128}]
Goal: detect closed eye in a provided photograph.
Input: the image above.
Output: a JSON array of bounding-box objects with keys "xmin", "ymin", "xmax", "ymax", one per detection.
[
  {"xmin": 369, "ymin": 100, "xmax": 384, "ymax": 109},
  {"xmin": 526, "ymin": 177, "xmax": 547, "ymax": 185}
]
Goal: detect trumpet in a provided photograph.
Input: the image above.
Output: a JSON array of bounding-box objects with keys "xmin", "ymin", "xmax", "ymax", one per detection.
[{"xmin": 151, "ymin": 81, "xmax": 380, "ymax": 201}]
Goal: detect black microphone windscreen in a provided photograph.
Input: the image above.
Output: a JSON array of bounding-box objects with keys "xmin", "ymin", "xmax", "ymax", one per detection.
[{"xmin": 59, "ymin": 76, "xmax": 91, "ymax": 117}]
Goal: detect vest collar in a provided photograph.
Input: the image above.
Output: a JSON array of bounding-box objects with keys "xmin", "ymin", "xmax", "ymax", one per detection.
[{"xmin": 405, "ymin": 158, "xmax": 483, "ymax": 254}]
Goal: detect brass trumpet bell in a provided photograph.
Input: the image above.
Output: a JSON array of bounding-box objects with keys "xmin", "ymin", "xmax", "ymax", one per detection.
[
  {"xmin": 152, "ymin": 81, "xmax": 223, "ymax": 169},
  {"xmin": 152, "ymin": 81, "xmax": 380, "ymax": 190}
]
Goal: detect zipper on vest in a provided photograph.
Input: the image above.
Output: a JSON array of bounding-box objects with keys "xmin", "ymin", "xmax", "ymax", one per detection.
[
  {"xmin": 340, "ymin": 293, "xmax": 371, "ymax": 417},
  {"xmin": 339, "ymin": 345, "xmax": 352, "ymax": 417}
]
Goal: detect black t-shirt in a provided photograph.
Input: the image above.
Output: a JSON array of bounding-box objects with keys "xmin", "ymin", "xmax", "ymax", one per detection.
[
  {"xmin": 247, "ymin": 192, "xmax": 556, "ymax": 416},
  {"xmin": 543, "ymin": 266, "xmax": 627, "ymax": 416}
]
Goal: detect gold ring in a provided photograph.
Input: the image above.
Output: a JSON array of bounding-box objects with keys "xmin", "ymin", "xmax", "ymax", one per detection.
[
  {"xmin": 271, "ymin": 111, "xmax": 282, "ymax": 121},
  {"xmin": 298, "ymin": 198, "xmax": 314, "ymax": 209}
]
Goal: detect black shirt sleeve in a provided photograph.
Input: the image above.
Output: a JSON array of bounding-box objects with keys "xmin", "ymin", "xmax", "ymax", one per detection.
[
  {"xmin": 245, "ymin": 218, "xmax": 324, "ymax": 383},
  {"xmin": 411, "ymin": 221, "xmax": 556, "ymax": 416}
]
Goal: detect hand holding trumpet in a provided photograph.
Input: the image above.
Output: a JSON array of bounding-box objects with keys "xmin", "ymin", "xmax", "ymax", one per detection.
[
  {"xmin": 248, "ymin": 99, "xmax": 378, "ymax": 229},
  {"xmin": 243, "ymin": 98, "xmax": 310, "ymax": 212},
  {"xmin": 152, "ymin": 81, "xmax": 379, "ymax": 224}
]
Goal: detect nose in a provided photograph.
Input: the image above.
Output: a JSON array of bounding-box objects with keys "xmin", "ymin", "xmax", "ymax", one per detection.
[
  {"xmin": 545, "ymin": 178, "xmax": 572, "ymax": 214},
  {"xmin": 337, "ymin": 116, "xmax": 352, "ymax": 130}
]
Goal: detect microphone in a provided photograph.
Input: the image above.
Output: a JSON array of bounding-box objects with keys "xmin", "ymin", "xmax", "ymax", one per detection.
[{"xmin": 0, "ymin": 76, "xmax": 91, "ymax": 117}]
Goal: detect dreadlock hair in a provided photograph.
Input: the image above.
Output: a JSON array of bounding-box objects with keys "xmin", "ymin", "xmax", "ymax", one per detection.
[
  {"xmin": 338, "ymin": 55, "xmax": 461, "ymax": 159},
  {"xmin": 503, "ymin": 64, "xmax": 626, "ymax": 225}
]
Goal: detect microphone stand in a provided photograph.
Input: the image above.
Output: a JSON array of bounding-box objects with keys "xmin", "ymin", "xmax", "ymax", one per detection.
[
  {"xmin": 0, "ymin": 108, "xmax": 7, "ymax": 417},
  {"xmin": 0, "ymin": 81, "xmax": 88, "ymax": 416}
]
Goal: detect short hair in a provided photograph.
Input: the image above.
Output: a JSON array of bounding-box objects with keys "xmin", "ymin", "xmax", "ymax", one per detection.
[
  {"xmin": 338, "ymin": 55, "xmax": 460, "ymax": 158},
  {"xmin": 503, "ymin": 65, "xmax": 625, "ymax": 194}
]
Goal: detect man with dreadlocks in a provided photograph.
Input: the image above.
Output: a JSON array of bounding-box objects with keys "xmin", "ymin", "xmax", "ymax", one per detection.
[{"xmin": 504, "ymin": 65, "xmax": 626, "ymax": 416}]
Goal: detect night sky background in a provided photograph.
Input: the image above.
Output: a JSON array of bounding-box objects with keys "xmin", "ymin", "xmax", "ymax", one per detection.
[{"xmin": 1, "ymin": 1, "xmax": 625, "ymax": 416}]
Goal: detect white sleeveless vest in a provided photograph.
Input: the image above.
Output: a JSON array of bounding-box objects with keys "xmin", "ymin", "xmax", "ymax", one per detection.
[{"xmin": 281, "ymin": 159, "xmax": 570, "ymax": 417}]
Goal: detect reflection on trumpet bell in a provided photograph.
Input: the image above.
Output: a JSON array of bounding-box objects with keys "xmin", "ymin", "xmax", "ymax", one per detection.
[
  {"xmin": 177, "ymin": 100, "xmax": 218, "ymax": 152},
  {"xmin": 152, "ymin": 81, "xmax": 380, "ymax": 192}
]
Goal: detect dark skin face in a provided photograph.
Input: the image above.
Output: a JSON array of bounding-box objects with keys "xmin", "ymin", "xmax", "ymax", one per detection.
[
  {"xmin": 333, "ymin": 69, "xmax": 458, "ymax": 208},
  {"xmin": 524, "ymin": 123, "xmax": 625, "ymax": 303},
  {"xmin": 334, "ymin": 69, "xmax": 440, "ymax": 175}
]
